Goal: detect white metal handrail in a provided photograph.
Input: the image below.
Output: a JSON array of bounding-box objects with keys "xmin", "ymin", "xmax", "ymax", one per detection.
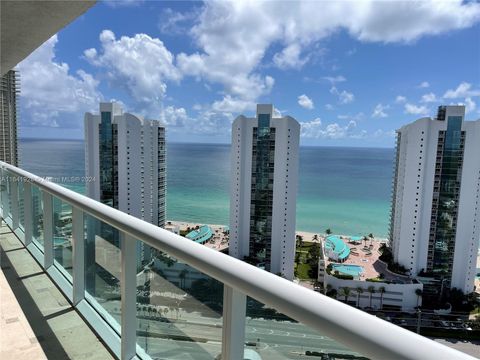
[{"xmin": 0, "ymin": 161, "xmax": 475, "ymax": 360}]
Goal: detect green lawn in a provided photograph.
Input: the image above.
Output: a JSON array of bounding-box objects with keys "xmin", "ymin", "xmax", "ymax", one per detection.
[{"xmin": 295, "ymin": 263, "xmax": 312, "ymax": 279}]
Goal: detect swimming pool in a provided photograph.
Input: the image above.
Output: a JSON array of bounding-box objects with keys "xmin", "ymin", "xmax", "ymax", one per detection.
[{"xmin": 331, "ymin": 264, "xmax": 364, "ymax": 277}]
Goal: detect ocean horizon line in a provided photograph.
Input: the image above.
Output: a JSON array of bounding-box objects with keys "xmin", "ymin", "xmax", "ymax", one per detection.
[{"xmin": 19, "ymin": 137, "xmax": 394, "ymax": 150}]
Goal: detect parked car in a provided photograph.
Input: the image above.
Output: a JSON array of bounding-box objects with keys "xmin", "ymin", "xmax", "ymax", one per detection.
[{"xmin": 440, "ymin": 321, "xmax": 450, "ymax": 328}]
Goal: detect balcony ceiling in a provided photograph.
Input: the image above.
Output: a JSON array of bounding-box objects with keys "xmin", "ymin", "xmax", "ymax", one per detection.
[{"xmin": 1, "ymin": 0, "xmax": 96, "ymax": 75}]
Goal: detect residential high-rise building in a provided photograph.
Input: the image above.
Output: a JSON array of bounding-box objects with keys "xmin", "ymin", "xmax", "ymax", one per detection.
[
  {"xmin": 0, "ymin": 70, "xmax": 19, "ymax": 166},
  {"xmin": 85, "ymin": 102, "xmax": 166, "ymax": 268},
  {"xmin": 230, "ymin": 104, "xmax": 300, "ymax": 280},
  {"xmin": 389, "ymin": 105, "xmax": 480, "ymax": 297}
]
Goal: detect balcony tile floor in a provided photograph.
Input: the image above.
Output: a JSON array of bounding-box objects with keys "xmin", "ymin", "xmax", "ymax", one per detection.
[{"xmin": 0, "ymin": 221, "xmax": 114, "ymax": 360}]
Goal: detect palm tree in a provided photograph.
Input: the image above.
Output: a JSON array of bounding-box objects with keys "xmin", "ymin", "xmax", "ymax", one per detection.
[
  {"xmin": 367, "ymin": 286, "xmax": 376, "ymax": 308},
  {"xmin": 356, "ymin": 287, "xmax": 364, "ymax": 307},
  {"xmin": 339, "ymin": 287, "xmax": 351, "ymax": 303},
  {"xmin": 325, "ymin": 284, "xmax": 332, "ymax": 295},
  {"xmin": 325, "ymin": 228, "xmax": 332, "ymax": 235},
  {"xmin": 164, "ymin": 307, "xmax": 169, "ymax": 319},
  {"xmin": 179, "ymin": 269, "xmax": 188, "ymax": 289},
  {"xmin": 415, "ymin": 289, "xmax": 423, "ymax": 307},
  {"xmin": 363, "ymin": 236, "xmax": 368, "ymax": 248},
  {"xmin": 378, "ymin": 287, "xmax": 386, "ymax": 309},
  {"xmin": 369, "ymin": 233, "xmax": 374, "ymax": 246},
  {"xmin": 329, "ymin": 289, "xmax": 338, "ymax": 299}
]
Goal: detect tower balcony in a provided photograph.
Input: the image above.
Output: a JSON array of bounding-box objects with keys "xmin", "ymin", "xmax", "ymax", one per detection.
[{"xmin": 0, "ymin": 161, "xmax": 475, "ymax": 360}]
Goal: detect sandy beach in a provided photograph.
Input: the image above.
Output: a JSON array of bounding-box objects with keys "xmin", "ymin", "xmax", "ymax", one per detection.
[{"xmin": 168, "ymin": 220, "xmax": 388, "ymax": 250}]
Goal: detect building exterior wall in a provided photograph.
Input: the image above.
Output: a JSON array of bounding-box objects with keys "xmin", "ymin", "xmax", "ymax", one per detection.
[
  {"xmin": 0, "ymin": 70, "xmax": 19, "ymax": 166},
  {"xmin": 324, "ymin": 273, "xmax": 423, "ymax": 311},
  {"xmin": 390, "ymin": 105, "xmax": 480, "ymax": 294},
  {"xmin": 230, "ymin": 104, "xmax": 299, "ymax": 280},
  {"xmin": 85, "ymin": 102, "xmax": 166, "ymax": 269}
]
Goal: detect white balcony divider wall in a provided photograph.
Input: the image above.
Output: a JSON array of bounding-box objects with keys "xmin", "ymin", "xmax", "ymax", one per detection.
[{"xmin": 0, "ymin": 161, "xmax": 474, "ymax": 360}]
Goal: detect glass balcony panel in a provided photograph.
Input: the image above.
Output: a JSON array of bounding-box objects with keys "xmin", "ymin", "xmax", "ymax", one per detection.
[
  {"xmin": 84, "ymin": 213, "xmax": 122, "ymax": 331},
  {"xmin": 1, "ymin": 169, "xmax": 12, "ymax": 221},
  {"xmin": 53, "ymin": 197, "xmax": 73, "ymax": 279},
  {"xmin": 31, "ymin": 185, "xmax": 44, "ymax": 249},
  {"xmin": 244, "ymin": 297, "xmax": 368, "ymax": 359},
  {"xmin": 136, "ymin": 248, "xmax": 224, "ymax": 359},
  {"xmin": 18, "ymin": 179, "xmax": 25, "ymax": 232}
]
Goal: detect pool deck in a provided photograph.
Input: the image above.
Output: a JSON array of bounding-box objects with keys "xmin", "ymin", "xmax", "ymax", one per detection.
[
  {"xmin": 323, "ymin": 237, "xmax": 411, "ymax": 283},
  {"xmin": 169, "ymin": 220, "xmax": 229, "ymax": 252}
]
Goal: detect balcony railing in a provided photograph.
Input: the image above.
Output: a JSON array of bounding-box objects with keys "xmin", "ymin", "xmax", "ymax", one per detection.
[{"xmin": 0, "ymin": 161, "xmax": 474, "ymax": 360}]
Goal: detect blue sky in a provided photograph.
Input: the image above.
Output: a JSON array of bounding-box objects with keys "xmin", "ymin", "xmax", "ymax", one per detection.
[{"xmin": 17, "ymin": 0, "xmax": 480, "ymax": 147}]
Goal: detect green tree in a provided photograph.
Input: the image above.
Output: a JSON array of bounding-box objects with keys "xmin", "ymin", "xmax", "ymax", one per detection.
[
  {"xmin": 308, "ymin": 243, "xmax": 320, "ymax": 267},
  {"xmin": 363, "ymin": 236, "xmax": 368, "ymax": 247},
  {"xmin": 356, "ymin": 287, "xmax": 364, "ymax": 307},
  {"xmin": 367, "ymin": 286, "xmax": 376, "ymax": 308},
  {"xmin": 378, "ymin": 287, "xmax": 386, "ymax": 309},
  {"xmin": 179, "ymin": 269, "xmax": 189, "ymax": 289},
  {"xmin": 415, "ymin": 289, "xmax": 423, "ymax": 308},
  {"xmin": 339, "ymin": 287, "xmax": 351, "ymax": 303},
  {"xmin": 328, "ymin": 288, "xmax": 337, "ymax": 299},
  {"xmin": 325, "ymin": 284, "xmax": 332, "ymax": 295},
  {"xmin": 325, "ymin": 228, "xmax": 332, "ymax": 235}
]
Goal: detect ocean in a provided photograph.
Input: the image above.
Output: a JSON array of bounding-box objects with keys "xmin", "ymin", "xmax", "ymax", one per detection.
[{"xmin": 19, "ymin": 139, "xmax": 394, "ymax": 237}]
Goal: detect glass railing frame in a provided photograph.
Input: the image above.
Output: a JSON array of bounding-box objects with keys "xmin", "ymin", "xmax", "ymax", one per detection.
[{"xmin": 0, "ymin": 161, "xmax": 475, "ymax": 360}]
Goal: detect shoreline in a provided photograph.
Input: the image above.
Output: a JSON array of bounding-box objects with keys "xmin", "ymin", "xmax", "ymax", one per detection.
[{"xmin": 167, "ymin": 220, "xmax": 389, "ymax": 244}]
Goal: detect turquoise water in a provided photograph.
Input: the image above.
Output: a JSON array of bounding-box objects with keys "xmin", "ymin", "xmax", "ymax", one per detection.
[
  {"xmin": 332, "ymin": 264, "xmax": 364, "ymax": 277},
  {"xmin": 186, "ymin": 225, "xmax": 213, "ymax": 244},
  {"xmin": 19, "ymin": 139, "xmax": 393, "ymax": 237},
  {"xmin": 325, "ymin": 235, "xmax": 350, "ymax": 260}
]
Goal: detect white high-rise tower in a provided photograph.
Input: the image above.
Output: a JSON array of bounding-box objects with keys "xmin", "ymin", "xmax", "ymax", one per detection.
[
  {"xmin": 85, "ymin": 102, "xmax": 166, "ymax": 268},
  {"xmin": 389, "ymin": 105, "xmax": 480, "ymax": 297},
  {"xmin": 230, "ymin": 104, "xmax": 300, "ymax": 280}
]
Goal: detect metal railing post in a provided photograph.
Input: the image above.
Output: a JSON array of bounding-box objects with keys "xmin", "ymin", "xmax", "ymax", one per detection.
[
  {"xmin": 222, "ymin": 285, "xmax": 246, "ymax": 360},
  {"xmin": 43, "ymin": 192, "xmax": 54, "ymax": 268},
  {"xmin": 72, "ymin": 207, "xmax": 85, "ymax": 305},
  {"xmin": 120, "ymin": 233, "xmax": 137, "ymax": 359},
  {"xmin": 23, "ymin": 181, "xmax": 33, "ymax": 246}
]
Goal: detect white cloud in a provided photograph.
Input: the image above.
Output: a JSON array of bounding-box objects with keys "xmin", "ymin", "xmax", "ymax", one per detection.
[
  {"xmin": 337, "ymin": 112, "xmax": 364, "ymax": 121},
  {"xmin": 273, "ymin": 43, "xmax": 309, "ymax": 69},
  {"xmin": 84, "ymin": 30, "xmax": 180, "ymax": 117},
  {"xmin": 273, "ymin": 107, "xmax": 283, "ymax": 118},
  {"xmin": 404, "ymin": 103, "xmax": 430, "ymax": 115},
  {"xmin": 158, "ymin": 7, "xmax": 199, "ymax": 35},
  {"xmin": 104, "ymin": 0, "xmax": 144, "ymax": 8},
  {"xmin": 298, "ymin": 94, "xmax": 314, "ymax": 109},
  {"xmin": 301, "ymin": 118, "xmax": 360, "ymax": 139},
  {"xmin": 174, "ymin": 0, "xmax": 480, "ymax": 128},
  {"xmin": 421, "ymin": 92, "xmax": 438, "ymax": 103},
  {"xmin": 330, "ymin": 86, "xmax": 355, "ymax": 104},
  {"xmin": 372, "ymin": 103, "xmax": 389, "ymax": 118},
  {"xmin": 323, "ymin": 75, "xmax": 346, "ymax": 84},
  {"xmin": 395, "ymin": 95, "xmax": 407, "ymax": 103},
  {"xmin": 18, "ymin": 35, "xmax": 102, "ymax": 129},
  {"xmin": 417, "ymin": 81, "xmax": 430, "ymax": 88},
  {"xmin": 443, "ymin": 82, "xmax": 480, "ymax": 99},
  {"xmin": 462, "ymin": 97, "xmax": 476, "ymax": 114},
  {"xmin": 325, "ymin": 104, "xmax": 334, "ymax": 110},
  {"xmin": 163, "ymin": 106, "xmax": 189, "ymax": 127},
  {"xmin": 211, "ymin": 95, "xmax": 255, "ymax": 114},
  {"xmin": 373, "ymin": 129, "xmax": 396, "ymax": 138}
]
